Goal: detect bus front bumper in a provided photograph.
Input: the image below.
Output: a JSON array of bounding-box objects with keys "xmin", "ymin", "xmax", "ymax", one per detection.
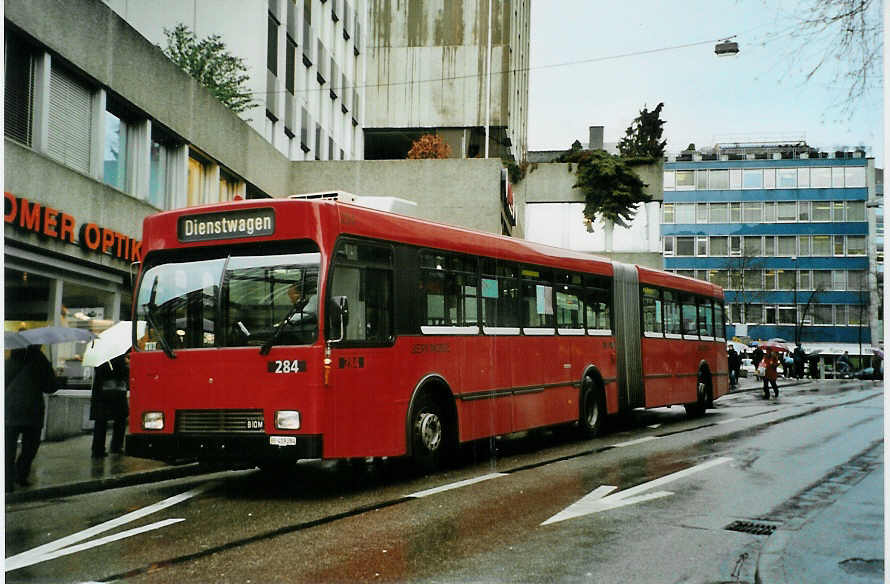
[{"xmin": 125, "ymin": 434, "xmax": 323, "ymax": 463}]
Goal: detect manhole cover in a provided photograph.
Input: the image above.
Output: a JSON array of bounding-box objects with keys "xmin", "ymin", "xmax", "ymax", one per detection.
[{"xmin": 724, "ymin": 520, "xmax": 779, "ymax": 535}]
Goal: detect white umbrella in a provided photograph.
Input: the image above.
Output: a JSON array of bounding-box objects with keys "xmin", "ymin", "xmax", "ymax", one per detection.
[
  {"xmin": 17, "ymin": 326, "xmax": 95, "ymax": 346},
  {"xmin": 83, "ymin": 321, "xmax": 146, "ymax": 367},
  {"xmin": 726, "ymin": 340, "xmax": 748, "ymax": 353},
  {"xmin": 4, "ymin": 331, "xmax": 31, "ymax": 350}
]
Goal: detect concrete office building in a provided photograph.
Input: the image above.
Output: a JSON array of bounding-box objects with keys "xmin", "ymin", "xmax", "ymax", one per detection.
[
  {"xmin": 102, "ymin": 0, "xmax": 367, "ymax": 162},
  {"xmin": 102, "ymin": 0, "xmax": 531, "ymax": 163},
  {"xmin": 363, "ymin": 0, "xmax": 530, "ymax": 161},
  {"xmin": 661, "ymin": 141, "xmax": 880, "ymax": 366}
]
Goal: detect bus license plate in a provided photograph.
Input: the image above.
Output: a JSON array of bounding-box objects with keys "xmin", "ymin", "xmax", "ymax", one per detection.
[{"xmin": 270, "ymin": 436, "xmax": 297, "ymax": 446}]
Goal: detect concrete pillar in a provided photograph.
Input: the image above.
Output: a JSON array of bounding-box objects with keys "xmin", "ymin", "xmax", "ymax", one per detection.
[
  {"xmin": 31, "ymin": 51, "xmax": 51, "ymax": 154},
  {"xmin": 90, "ymin": 88, "xmax": 107, "ymax": 180},
  {"xmin": 128, "ymin": 118, "xmax": 152, "ymax": 200},
  {"xmin": 588, "ymin": 126, "xmax": 603, "ymax": 150}
]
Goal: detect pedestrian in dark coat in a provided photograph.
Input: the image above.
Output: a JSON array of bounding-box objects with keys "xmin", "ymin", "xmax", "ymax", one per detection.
[
  {"xmin": 809, "ymin": 354, "xmax": 820, "ymax": 379},
  {"xmin": 5, "ymin": 346, "xmax": 57, "ymax": 490},
  {"xmin": 90, "ymin": 353, "xmax": 129, "ymax": 458},
  {"xmin": 793, "ymin": 345, "xmax": 806, "ymax": 379},
  {"xmin": 752, "ymin": 348, "xmax": 764, "ymax": 376},
  {"xmin": 727, "ymin": 347, "xmax": 741, "ymax": 387}
]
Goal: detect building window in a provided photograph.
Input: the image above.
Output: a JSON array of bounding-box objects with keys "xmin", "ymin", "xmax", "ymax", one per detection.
[
  {"xmin": 799, "ymin": 270, "xmax": 812, "ymax": 290},
  {"xmin": 730, "ymin": 202, "xmax": 742, "ymax": 222},
  {"xmin": 798, "ymin": 167, "xmax": 810, "ymax": 188},
  {"xmin": 744, "ymin": 270, "xmax": 762, "ymax": 290},
  {"xmin": 675, "ymin": 170, "xmax": 694, "ymax": 189},
  {"xmin": 709, "ymin": 203, "xmax": 728, "ymax": 222},
  {"xmin": 710, "ymin": 169, "xmax": 729, "ymax": 189},
  {"xmin": 695, "ymin": 171, "xmax": 708, "ymax": 190},
  {"xmin": 814, "ymin": 270, "xmax": 832, "ymax": 290},
  {"xmin": 812, "ymin": 201, "xmax": 831, "ymax": 221},
  {"xmin": 48, "ymin": 64, "xmax": 93, "ymax": 174},
  {"xmin": 103, "ymin": 109, "xmax": 128, "ymax": 191},
  {"xmin": 763, "ymin": 201, "xmax": 776, "ymax": 222},
  {"xmin": 742, "ymin": 169, "xmax": 763, "ymax": 189},
  {"xmin": 219, "ymin": 170, "xmax": 243, "ymax": 202},
  {"xmin": 831, "ymin": 167, "xmax": 845, "ymax": 188},
  {"xmin": 777, "ymin": 236, "xmax": 796, "ymax": 256},
  {"xmin": 730, "ymin": 236, "xmax": 742, "ymax": 256},
  {"xmin": 832, "ymin": 201, "xmax": 846, "ymax": 222},
  {"xmin": 675, "ymin": 203, "xmax": 695, "ymax": 223},
  {"xmin": 778, "ymin": 270, "xmax": 796, "ymax": 290},
  {"xmin": 798, "ymin": 201, "xmax": 810, "ymax": 222},
  {"xmin": 662, "ymin": 203, "xmax": 674, "ymax": 223},
  {"xmin": 834, "ymin": 235, "xmax": 845, "ymax": 256},
  {"xmin": 743, "ymin": 202, "xmax": 762, "ymax": 222},
  {"xmin": 5, "ymin": 36, "xmax": 34, "ymax": 146},
  {"xmin": 285, "ymin": 35, "xmax": 297, "ymax": 94},
  {"xmin": 845, "ymin": 166, "xmax": 866, "ymax": 188},
  {"xmin": 764, "ymin": 236, "xmax": 775, "ymax": 256},
  {"xmin": 811, "ymin": 167, "xmax": 831, "ymax": 188},
  {"xmin": 778, "ymin": 306, "xmax": 797, "ymax": 325},
  {"xmin": 696, "ymin": 236, "xmax": 708, "ymax": 256},
  {"xmin": 812, "ymin": 304, "xmax": 833, "ymax": 325},
  {"xmin": 676, "ymin": 237, "xmax": 695, "ymax": 256},
  {"xmin": 846, "ymin": 235, "xmax": 866, "ymax": 256},
  {"xmin": 846, "ymin": 201, "xmax": 866, "ymax": 221},
  {"xmin": 764, "ymin": 269, "xmax": 777, "ymax": 290},
  {"xmin": 710, "ymin": 236, "xmax": 728, "ymax": 256},
  {"xmin": 187, "ymin": 154, "xmax": 214, "ymax": 207},
  {"xmin": 663, "ymin": 236, "xmax": 674, "ymax": 256},
  {"xmin": 149, "ymin": 131, "xmax": 171, "ymax": 208},
  {"xmin": 730, "ymin": 169, "xmax": 742, "ymax": 189},
  {"xmin": 696, "ymin": 203, "xmax": 708, "ymax": 224},
  {"xmin": 777, "ymin": 201, "xmax": 797, "ymax": 222},
  {"xmin": 763, "ymin": 168, "xmax": 776, "ymax": 189},
  {"xmin": 663, "ymin": 171, "xmax": 675, "ymax": 190},
  {"xmin": 743, "ymin": 236, "xmax": 762, "ymax": 256},
  {"xmin": 848, "ymin": 270, "xmax": 867, "ymax": 290},
  {"xmin": 268, "ymin": 12, "xmax": 280, "ymax": 74},
  {"xmin": 798, "ymin": 235, "xmax": 811, "ymax": 256},
  {"xmin": 777, "ymin": 168, "xmax": 797, "ymax": 188}
]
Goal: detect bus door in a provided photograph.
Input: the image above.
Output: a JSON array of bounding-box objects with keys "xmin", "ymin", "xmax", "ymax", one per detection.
[{"xmin": 324, "ymin": 240, "xmax": 400, "ymax": 458}]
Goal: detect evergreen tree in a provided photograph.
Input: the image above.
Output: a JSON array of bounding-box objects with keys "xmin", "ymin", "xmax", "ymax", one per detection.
[
  {"xmin": 617, "ymin": 102, "xmax": 666, "ymax": 159},
  {"xmin": 162, "ymin": 24, "xmax": 255, "ymax": 115}
]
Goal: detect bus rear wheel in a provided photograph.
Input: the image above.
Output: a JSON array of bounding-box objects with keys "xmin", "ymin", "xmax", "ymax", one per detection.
[
  {"xmin": 410, "ymin": 393, "xmax": 451, "ymax": 470},
  {"xmin": 578, "ymin": 376, "xmax": 604, "ymax": 438},
  {"xmin": 685, "ymin": 370, "xmax": 710, "ymax": 418}
]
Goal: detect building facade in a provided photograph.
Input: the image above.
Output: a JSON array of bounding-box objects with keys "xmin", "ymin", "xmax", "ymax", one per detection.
[
  {"xmin": 661, "ymin": 143, "xmax": 879, "ymax": 360},
  {"xmin": 363, "ymin": 0, "xmax": 530, "ymax": 161},
  {"xmin": 102, "ymin": 0, "xmax": 367, "ymax": 162},
  {"xmin": 102, "ymin": 0, "xmax": 531, "ymax": 163}
]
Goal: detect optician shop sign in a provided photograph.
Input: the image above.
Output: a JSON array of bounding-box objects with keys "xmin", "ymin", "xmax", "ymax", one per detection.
[{"xmin": 4, "ymin": 192, "xmax": 142, "ymax": 262}]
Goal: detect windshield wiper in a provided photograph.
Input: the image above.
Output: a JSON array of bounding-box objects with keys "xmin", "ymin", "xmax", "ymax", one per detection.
[
  {"xmin": 145, "ymin": 276, "xmax": 176, "ymax": 359},
  {"xmin": 259, "ymin": 304, "xmax": 303, "ymax": 356}
]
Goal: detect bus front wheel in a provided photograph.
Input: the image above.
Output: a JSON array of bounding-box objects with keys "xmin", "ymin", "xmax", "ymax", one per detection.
[
  {"xmin": 410, "ymin": 393, "xmax": 451, "ymax": 470},
  {"xmin": 578, "ymin": 376, "xmax": 604, "ymax": 438}
]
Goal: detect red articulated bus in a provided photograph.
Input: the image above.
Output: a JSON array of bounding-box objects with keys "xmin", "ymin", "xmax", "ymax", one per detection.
[{"xmin": 125, "ymin": 195, "xmax": 728, "ymax": 468}]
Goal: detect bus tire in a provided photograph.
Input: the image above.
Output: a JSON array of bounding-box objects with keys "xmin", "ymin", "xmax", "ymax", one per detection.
[
  {"xmin": 685, "ymin": 370, "xmax": 711, "ymax": 418},
  {"xmin": 410, "ymin": 392, "xmax": 451, "ymax": 471},
  {"xmin": 578, "ymin": 376, "xmax": 604, "ymax": 438}
]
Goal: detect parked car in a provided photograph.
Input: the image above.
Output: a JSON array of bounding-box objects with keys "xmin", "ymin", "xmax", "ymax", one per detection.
[{"xmin": 740, "ymin": 358, "xmax": 755, "ymax": 379}]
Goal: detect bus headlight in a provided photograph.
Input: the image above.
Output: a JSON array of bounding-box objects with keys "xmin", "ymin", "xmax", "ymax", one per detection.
[
  {"xmin": 275, "ymin": 410, "xmax": 301, "ymax": 430},
  {"xmin": 142, "ymin": 411, "xmax": 164, "ymax": 430}
]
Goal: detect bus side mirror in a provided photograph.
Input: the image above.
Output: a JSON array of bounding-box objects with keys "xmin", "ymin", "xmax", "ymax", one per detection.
[{"xmin": 329, "ymin": 296, "xmax": 349, "ymax": 343}]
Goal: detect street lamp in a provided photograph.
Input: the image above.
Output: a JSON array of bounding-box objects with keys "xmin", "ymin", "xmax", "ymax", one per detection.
[{"xmin": 715, "ymin": 38, "xmax": 739, "ymax": 57}]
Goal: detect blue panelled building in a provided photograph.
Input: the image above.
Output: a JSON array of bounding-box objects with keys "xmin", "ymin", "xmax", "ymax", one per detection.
[{"xmin": 661, "ymin": 141, "xmax": 881, "ymax": 367}]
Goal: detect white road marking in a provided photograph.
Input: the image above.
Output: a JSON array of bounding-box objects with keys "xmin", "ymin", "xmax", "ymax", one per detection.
[
  {"xmin": 541, "ymin": 456, "xmax": 733, "ymax": 525},
  {"xmin": 407, "ymin": 473, "xmax": 507, "ymax": 498},
  {"xmin": 6, "ymin": 486, "xmax": 204, "ymax": 571},
  {"xmin": 9, "ymin": 519, "xmax": 185, "ymax": 570},
  {"xmin": 612, "ymin": 436, "xmax": 658, "ymax": 448}
]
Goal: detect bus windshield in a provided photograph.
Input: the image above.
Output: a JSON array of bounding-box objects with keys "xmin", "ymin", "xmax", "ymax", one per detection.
[{"xmin": 135, "ymin": 244, "xmax": 321, "ymax": 351}]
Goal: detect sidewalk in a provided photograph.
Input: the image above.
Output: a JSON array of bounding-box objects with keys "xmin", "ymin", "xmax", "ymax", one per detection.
[
  {"xmin": 5, "ymin": 432, "xmax": 203, "ymax": 504},
  {"xmin": 757, "ymin": 449, "xmax": 884, "ymax": 583}
]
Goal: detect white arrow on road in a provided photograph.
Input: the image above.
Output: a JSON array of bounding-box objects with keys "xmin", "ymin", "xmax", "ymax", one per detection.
[{"xmin": 541, "ymin": 456, "xmax": 732, "ymax": 526}]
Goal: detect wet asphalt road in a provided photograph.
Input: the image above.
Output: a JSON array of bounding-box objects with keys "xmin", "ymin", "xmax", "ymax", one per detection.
[{"xmin": 5, "ymin": 379, "xmax": 883, "ymax": 583}]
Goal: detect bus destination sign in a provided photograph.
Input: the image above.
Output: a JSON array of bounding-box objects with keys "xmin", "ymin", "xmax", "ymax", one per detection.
[{"xmin": 178, "ymin": 208, "xmax": 275, "ymax": 242}]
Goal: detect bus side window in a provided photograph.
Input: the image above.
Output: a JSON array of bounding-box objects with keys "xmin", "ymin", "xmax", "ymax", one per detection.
[
  {"xmin": 641, "ymin": 286, "xmax": 663, "ymax": 336},
  {"xmin": 714, "ymin": 302, "xmax": 726, "ymax": 339},
  {"xmin": 420, "ymin": 252, "xmax": 478, "ymax": 327},
  {"xmin": 663, "ymin": 290, "xmax": 682, "ymax": 335},
  {"xmin": 520, "ymin": 266, "xmax": 554, "ymax": 330},
  {"xmin": 328, "ymin": 242, "xmax": 393, "ymax": 344},
  {"xmin": 481, "ymin": 261, "xmax": 520, "ymax": 329},
  {"xmin": 698, "ymin": 297, "xmax": 714, "ymax": 337},
  {"xmin": 584, "ymin": 276, "xmax": 612, "ymax": 332},
  {"xmin": 680, "ymin": 293, "xmax": 698, "ymax": 337}
]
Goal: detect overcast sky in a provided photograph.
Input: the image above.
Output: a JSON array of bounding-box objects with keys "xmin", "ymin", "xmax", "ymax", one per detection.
[{"xmin": 527, "ymin": 1, "xmax": 883, "ymax": 166}]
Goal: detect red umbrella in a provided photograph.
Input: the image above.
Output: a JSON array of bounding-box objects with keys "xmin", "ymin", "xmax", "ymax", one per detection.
[{"xmin": 756, "ymin": 340, "xmax": 791, "ymax": 353}]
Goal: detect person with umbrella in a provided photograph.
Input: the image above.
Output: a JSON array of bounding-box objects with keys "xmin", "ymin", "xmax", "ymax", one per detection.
[
  {"xmin": 760, "ymin": 350, "xmax": 781, "ymax": 399},
  {"xmin": 90, "ymin": 352, "xmax": 130, "ymax": 458},
  {"xmin": 5, "ymin": 344, "xmax": 58, "ymax": 490}
]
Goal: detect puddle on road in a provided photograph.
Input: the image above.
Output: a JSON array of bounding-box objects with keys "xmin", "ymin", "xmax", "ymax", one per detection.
[{"xmin": 839, "ymin": 558, "xmax": 884, "ymax": 577}]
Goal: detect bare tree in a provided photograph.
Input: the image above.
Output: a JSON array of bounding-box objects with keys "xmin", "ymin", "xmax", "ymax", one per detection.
[
  {"xmin": 759, "ymin": 0, "xmax": 882, "ymax": 112},
  {"xmin": 724, "ymin": 253, "xmax": 766, "ymax": 326}
]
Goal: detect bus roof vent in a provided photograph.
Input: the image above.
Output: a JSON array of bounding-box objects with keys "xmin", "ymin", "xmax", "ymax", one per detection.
[{"xmin": 288, "ymin": 191, "xmax": 418, "ymax": 217}]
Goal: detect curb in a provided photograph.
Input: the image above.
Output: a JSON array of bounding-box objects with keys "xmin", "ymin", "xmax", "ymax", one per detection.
[
  {"xmin": 5, "ymin": 462, "xmax": 205, "ymax": 504},
  {"xmin": 755, "ymin": 529, "xmax": 793, "ymax": 584}
]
